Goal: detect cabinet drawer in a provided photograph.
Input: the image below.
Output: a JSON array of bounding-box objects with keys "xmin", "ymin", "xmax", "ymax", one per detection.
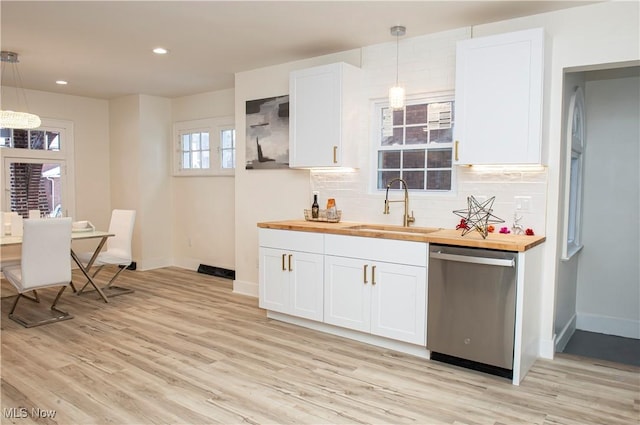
[
  {"xmin": 325, "ymin": 234, "xmax": 427, "ymax": 267},
  {"xmin": 259, "ymin": 228, "xmax": 324, "ymax": 254}
]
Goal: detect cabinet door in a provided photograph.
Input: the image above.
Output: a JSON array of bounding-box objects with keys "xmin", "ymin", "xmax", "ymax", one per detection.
[
  {"xmin": 289, "ymin": 251, "xmax": 324, "ymax": 321},
  {"xmin": 370, "ymin": 262, "xmax": 427, "ymax": 345},
  {"xmin": 259, "ymin": 247, "xmax": 289, "ymax": 313},
  {"xmin": 289, "ymin": 63, "xmax": 342, "ymax": 167},
  {"xmin": 324, "ymin": 255, "xmax": 370, "ymax": 333},
  {"xmin": 454, "ymin": 28, "xmax": 544, "ymax": 165}
]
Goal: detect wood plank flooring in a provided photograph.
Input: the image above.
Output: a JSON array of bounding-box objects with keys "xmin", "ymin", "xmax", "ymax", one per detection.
[{"xmin": 1, "ymin": 267, "xmax": 638, "ymax": 424}]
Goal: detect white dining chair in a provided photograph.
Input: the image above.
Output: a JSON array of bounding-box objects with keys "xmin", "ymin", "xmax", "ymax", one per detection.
[
  {"xmin": 77, "ymin": 209, "xmax": 136, "ymax": 298},
  {"xmin": 2, "ymin": 217, "xmax": 74, "ymax": 327}
]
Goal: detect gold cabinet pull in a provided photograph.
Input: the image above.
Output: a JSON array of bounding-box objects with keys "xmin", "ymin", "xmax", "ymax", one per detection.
[
  {"xmin": 333, "ymin": 146, "xmax": 338, "ymax": 164},
  {"xmin": 371, "ymin": 265, "xmax": 376, "ymax": 285},
  {"xmin": 454, "ymin": 140, "xmax": 459, "ymax": 162},
  {"xmin": 288, "ymin": 254, "xmax": 293, "ymax": 271},
  {"xmin": 363, "ymin": 264, "xmax": 368, "ymax": 284},
  {"xmin": 282, "ymin": 254, "xmax": 286, "ymax": 271}
]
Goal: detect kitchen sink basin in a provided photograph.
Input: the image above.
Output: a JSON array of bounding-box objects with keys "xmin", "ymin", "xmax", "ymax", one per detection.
[{"xmin": 347, "ymin": 224, "xmax": 441, "ymax": 235}]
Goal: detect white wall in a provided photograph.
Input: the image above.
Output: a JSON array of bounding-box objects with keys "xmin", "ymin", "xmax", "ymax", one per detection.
[
  {"xmin": 109, "ymin": 95, "xmax": 172, "ymax": 270},
  {"xmin": 171, "ymin": 89, "xmax": 236, "ymax": 271},
  {"xmin": 576, "ymin": 74, "xmax": 640, "ymax": 338},
  {"xmin": 138, "ymin": 95, "xmax": 173, "ymax": 270}
]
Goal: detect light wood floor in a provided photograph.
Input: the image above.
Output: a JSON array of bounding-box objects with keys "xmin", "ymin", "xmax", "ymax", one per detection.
[{"xmin": 1, "ymin": 267, "xmax": 638, "ymax": 425}]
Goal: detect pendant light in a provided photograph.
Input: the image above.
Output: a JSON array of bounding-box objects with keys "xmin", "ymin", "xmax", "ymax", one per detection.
[
  {"xmin": 389, "ymin": 25, "xmax": 406, "ymax": 110},
  {"xmin": 1, "ymin": 51, "xmax": 41, "ymax": 129}
]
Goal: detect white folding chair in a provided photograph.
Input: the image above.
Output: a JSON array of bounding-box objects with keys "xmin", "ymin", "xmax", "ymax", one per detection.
[
  {"xmin": 2, "ymin": 217, "xmax": 74, "ymax": 327},
  {"xmin": 77, "ymin": 209, "xmax": 136, "ymax": 298}
]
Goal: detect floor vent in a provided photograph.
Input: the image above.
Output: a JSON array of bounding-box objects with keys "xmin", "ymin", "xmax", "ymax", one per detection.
[
  {"xmin": 197, "ymin": 264, "xmax": 235, "ymax": 280},
  {"xmin": 119, "ymin": 262, "xmax": 137, "ymax": 271}
]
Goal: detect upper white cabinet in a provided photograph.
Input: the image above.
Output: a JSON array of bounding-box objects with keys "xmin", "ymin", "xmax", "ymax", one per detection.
[
  {"xmin": 289, "ymin": 62, "xmax": 362, "ymax": 168},
  {"xmin": 453, "ymin": 28, "xmax": 545, "ymax": 165}
]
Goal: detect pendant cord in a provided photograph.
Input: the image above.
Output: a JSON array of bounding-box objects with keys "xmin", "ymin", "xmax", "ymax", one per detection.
[
  {"xmin": 395, "ymin": 33, "xmax": 400, "ymax": 86},
  {"xmin": 1, "ymin": 55, "xmax": 32, "ymax": 113}
]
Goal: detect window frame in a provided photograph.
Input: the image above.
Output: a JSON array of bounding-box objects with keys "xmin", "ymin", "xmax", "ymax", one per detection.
[
  {"xmin": 563, "ymin": 86, "xmax": 585, "ymax": 259},
  {"xmin": 172, "ymin": 117, "xmax": 235, "ymax": 177},
  {"xmin": 370, "ymin": 92, "xmax": 456, "ymax": 195},
  {"xmin": 0, "ymin": 119, "xmax": 75, "ymax": 219}
]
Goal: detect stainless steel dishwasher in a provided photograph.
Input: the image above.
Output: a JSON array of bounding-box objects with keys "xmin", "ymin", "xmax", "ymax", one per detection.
[{"xmin": 427, "ymin": 244, "xmax": 517, "ymax": 379}]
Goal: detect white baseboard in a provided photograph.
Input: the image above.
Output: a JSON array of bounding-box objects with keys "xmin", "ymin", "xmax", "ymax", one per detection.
[
  {"xmin": 539, "ymin": 337, "xmax": 556, "ymax": 359},
  {"xmin": 172, "ymin": 258, "xmax": 198, "ymax": 271},
  {"xmin": 576, "ymin": 312, "xmax": 640, "ymax": 339},
  {"xmin": 233, "ymin": 279, "xmax": 258, "ymax": 298},
  {"xmin": 554, "ymin": 314, "xmax": 577, "ymax": 353},
  {"xmin": 136, "ymin": 257, "xmax": 173, "ymax": 271}
]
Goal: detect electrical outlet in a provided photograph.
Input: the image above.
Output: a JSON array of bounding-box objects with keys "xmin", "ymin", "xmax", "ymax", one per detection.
[{"xmin": 515, "ymin": 196, "xmax": 532, "ymax": 212}]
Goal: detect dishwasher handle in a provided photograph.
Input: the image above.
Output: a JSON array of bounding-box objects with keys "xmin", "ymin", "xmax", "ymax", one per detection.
[{"xmin": 430, "ymin": 251, "xmax": 515, "ymax": 268}]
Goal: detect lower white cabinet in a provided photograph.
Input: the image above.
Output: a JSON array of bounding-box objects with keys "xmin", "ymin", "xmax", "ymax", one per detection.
[
  {"xmin": 324, "ymin": 255, "xmax": 427, "ymax": 345},
  {"xmin": 324, "ymin": 234, "xmax": 428, "ymax": 346},
  {"xmin": 259, "ymin": 229, "xmax": 324, "ymax": 321},
  {"xmin": 259, "ymin": 247, "xmax": 324, "ymax": 321},
  {"xmin": 259, "ymin": 229, "xmax": 428, "ymax": 346}
]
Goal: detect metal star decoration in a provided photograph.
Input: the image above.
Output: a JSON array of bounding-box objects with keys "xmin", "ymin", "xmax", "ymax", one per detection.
[{"xmin": 453, "ymin": 195, "xmax": 505, "ymax": 239}]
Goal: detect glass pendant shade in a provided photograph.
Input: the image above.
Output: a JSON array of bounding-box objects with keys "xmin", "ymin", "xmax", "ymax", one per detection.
[
  {"xmin": 0, "ymin": 110, "xmax": 41, "ymax": 129},
  {"xmin": 388, "ymin": 26, "xmax": 406, "ymax": 111},
  {"xmin": 389, "ymin": 86, "xmax": 405, "ymax": 110}
]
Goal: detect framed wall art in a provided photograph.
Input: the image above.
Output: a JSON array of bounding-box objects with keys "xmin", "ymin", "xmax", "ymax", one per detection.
[{"xmin": 245, "ymin": 95, "xmax": 289, "ymax": 169}]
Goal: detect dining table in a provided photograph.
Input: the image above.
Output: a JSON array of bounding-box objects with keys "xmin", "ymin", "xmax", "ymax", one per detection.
[{"xmin": 1, "ymin": 228, "xmax": 115, "ymax": 303}]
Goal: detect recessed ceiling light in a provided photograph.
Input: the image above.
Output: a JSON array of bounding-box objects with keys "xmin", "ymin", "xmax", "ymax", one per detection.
[
  {"xmin": 152, "ymin": 47, "xmax": 168, "ymax": 55},
  {"xmin": 56, "ymin": 80, "xmax": 68, "ymax": 85}
]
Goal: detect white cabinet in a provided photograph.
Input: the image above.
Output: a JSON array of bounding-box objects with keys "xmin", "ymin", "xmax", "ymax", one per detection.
[
  {"xmin": 289, "ymin": 62, "xmax": 362, "ymax": 168},
  {"xmin": 324, "ymin": 256, "xmax": 371, "ymax": 333},
  {"xmin": 324, "ymin": 235, "xmax": 428, "ymax": 345},
  {"xmin": 259, "ymin": 229, "xmax": 324, "ymax": 321},
  {"xmin": 454, "ymin": 28, "xmax": 545, "ymax": 165}
]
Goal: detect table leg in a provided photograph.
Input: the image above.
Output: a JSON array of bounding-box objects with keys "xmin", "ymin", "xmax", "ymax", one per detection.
[{"xmin": 71, "ymin": 237, "xmax": 109, "ymax": 303}]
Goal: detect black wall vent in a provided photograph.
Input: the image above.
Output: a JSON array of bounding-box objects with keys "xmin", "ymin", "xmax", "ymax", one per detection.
[
  {"xmin": 197, "ymin": 264, "xmax": 235, "ymax": 280},
  {"xmin": 119, "ymin": 261, "xmax": 137, "ymax": 271}
]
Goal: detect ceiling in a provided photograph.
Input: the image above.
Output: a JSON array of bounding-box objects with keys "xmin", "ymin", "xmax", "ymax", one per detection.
[{"xmin": 1, "ymin": 1, "xmax": 595, "ymax": 100}]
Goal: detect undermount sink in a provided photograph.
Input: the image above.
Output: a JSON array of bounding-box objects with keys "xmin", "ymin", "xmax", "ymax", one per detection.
[{"xmin": 347, "ymin": 224, "xmax": 441, "ymax": 235}]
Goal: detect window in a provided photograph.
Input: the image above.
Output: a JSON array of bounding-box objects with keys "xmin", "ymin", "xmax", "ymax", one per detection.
[
  {"xmin": 1, "ymin": 120, "xmax": 75, "ymax": 219},
  {"xmin": 374, "ymin": 94, "xmax": 454, "ymax": 192},
  {"xmin": 180, "ymin": 130, "xmax": 210, "ymax": 170},
  {"xmin": 564, "ymin": 87, "xmax": 585, "ymax": 258},
  {"xmin": 173, "ymin": 117, "xmax": 235, "ymax": 176},
  {"xmin": 1, "ymin": 128, "xmax": 61, "ymax": 151},
  {"xmin": 220, "ymin": 127, "xmax": 236, "ymax": 169}
]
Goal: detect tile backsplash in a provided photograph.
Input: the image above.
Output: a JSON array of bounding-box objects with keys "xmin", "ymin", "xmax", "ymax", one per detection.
[{"xmin": 310, "ymin": 167, "xmax": 547, "ymax": 234}]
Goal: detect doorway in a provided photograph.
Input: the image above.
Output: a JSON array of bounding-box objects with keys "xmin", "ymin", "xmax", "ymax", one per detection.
[{"xmin": 557, "ymin": 65, "xmax": 640, "ymax": 366}]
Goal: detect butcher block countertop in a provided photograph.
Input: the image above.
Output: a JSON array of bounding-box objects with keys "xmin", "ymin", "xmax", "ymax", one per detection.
[{"xmin": 258, "ymin": 220, "xmax": 545, "ymax": 252}]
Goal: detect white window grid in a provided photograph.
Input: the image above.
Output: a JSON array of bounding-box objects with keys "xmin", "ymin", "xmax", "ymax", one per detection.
[
  {"xmin": 374, "ymin": 94, "xmax": 455, "ymax": 192},
  {"xmin": 173, "ymin": 117, "xmax": 235, "ymax": 177}
]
